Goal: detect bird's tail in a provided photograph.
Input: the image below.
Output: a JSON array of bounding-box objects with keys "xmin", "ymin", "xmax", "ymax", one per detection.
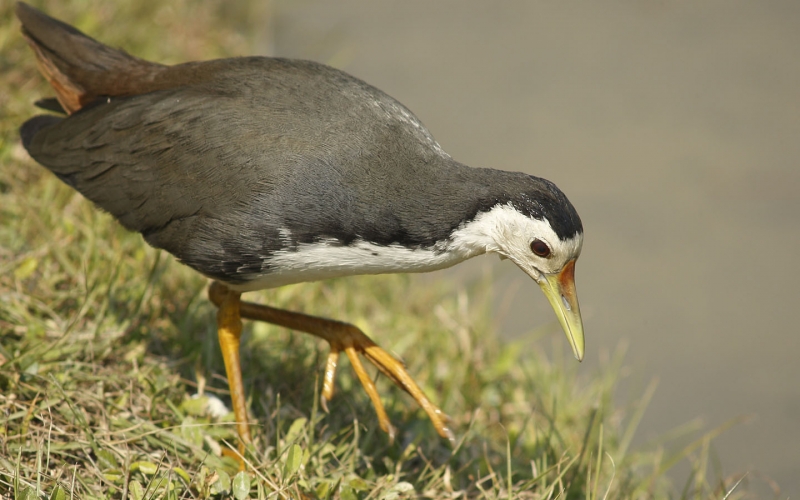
[{"xmin": 15, "ymin": 2, "xmax": 166, "ymax": 114}]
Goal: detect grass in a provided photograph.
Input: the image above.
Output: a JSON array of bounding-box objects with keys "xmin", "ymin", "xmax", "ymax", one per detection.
[{"xmin": 0, "ymin": 1, "xmax": 749, "ymax": 498}]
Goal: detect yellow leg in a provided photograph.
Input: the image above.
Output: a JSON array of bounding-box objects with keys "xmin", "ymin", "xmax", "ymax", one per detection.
[
  {"xmin": 320, "ymin": 350, "xmax": 339, "ymax": 412},
  {"xmin": 215, "ymin": 285, "xmax": 251, "ymax": 463},
  {"xmin": 208, "ymin": 281, "xmax": 454, "ymax": 443}
]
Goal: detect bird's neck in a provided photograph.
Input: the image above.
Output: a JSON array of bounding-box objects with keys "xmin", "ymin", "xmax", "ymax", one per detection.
[{"xmin": 229, "ymin": 159, "xmax": 552, "ymax": 292}]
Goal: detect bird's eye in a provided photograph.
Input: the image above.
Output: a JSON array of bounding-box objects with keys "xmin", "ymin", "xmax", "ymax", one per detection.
[{"xmin": 530, "ymin": 239, "xmax": 551, "ymax": 258}]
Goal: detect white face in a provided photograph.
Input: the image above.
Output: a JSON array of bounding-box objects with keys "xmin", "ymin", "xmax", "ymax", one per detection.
[
  {"xmin": 451, "ymin": 203, "xmax": 583, "ymax": 281},
  {"xmin": 449, "ymin": 202, "xmax": 586, "ymax": 361}
]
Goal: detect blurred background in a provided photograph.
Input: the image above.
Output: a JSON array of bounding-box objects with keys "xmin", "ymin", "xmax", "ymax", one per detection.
[
  {"xmin": 8, "ymin": 0, "xmax": 799, "ymax": 495},
  {"xmin": 250, "ymin": 0, "xmax": 799, "ymax": 495}
]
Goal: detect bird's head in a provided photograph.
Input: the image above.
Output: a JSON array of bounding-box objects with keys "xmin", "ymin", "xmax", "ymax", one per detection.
[
  {"xmin": 489, "ymin": 205, "xmax": 584, "ymax": 360},
  {"xmin": 456, "ymin": 177, "xmax": 585, "ymax": 360}
]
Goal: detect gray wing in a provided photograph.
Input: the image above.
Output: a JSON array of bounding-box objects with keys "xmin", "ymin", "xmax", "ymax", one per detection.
[
  {"xmin": 22, "ymin": 59, "xmax": 456, "ymax": 283},
  {"xmin": 25, "ymin": 87, "xmax": 270, "ymax": 281}
]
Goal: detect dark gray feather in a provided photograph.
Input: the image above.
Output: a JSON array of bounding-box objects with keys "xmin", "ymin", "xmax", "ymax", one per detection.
[{"xmin": 22, "ymin": 57, "xmax": 581, "ymax": 284}]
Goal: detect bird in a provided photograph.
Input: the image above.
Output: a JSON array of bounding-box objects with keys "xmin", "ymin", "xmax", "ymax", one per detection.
[{"xmin": 16, "ymin": 2, "xmax": 584, "ymax": 453}]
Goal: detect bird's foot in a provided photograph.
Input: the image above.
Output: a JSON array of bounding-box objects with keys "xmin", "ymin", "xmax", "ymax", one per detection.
[
  {"xmin": 209, "ymin": 281, "xmax": 455, "ymax": 444},
  {"xmin": 318, "ymin": 325, "xmax": 455, "ymax": 444}
]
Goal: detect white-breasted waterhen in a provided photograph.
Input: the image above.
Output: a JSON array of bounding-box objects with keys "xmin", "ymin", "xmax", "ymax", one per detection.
[{"xmin": 17, "ymin": 3, "xmax": 584, "ymax": 453}]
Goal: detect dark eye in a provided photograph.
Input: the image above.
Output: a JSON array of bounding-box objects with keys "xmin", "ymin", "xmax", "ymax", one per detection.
[{"xmin": 530, "ymin": 239, "xmax": 551, "ymax": 258}]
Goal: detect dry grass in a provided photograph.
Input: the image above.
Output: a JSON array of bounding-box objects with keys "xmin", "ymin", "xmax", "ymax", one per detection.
[{"xmin": 0, "ymin": 1, "xmax": 748, "ymax": 498}]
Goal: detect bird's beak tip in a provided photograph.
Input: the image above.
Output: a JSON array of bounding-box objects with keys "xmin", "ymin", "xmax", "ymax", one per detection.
[{"xmin": 537, "ymin": 259, "xmax": 585, "ymax": 363}]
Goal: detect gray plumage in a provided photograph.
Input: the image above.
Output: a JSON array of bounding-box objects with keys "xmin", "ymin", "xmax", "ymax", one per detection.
[{"xmin": 19, "ymin": 4, "xmax": 582, "ymax": 286}]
